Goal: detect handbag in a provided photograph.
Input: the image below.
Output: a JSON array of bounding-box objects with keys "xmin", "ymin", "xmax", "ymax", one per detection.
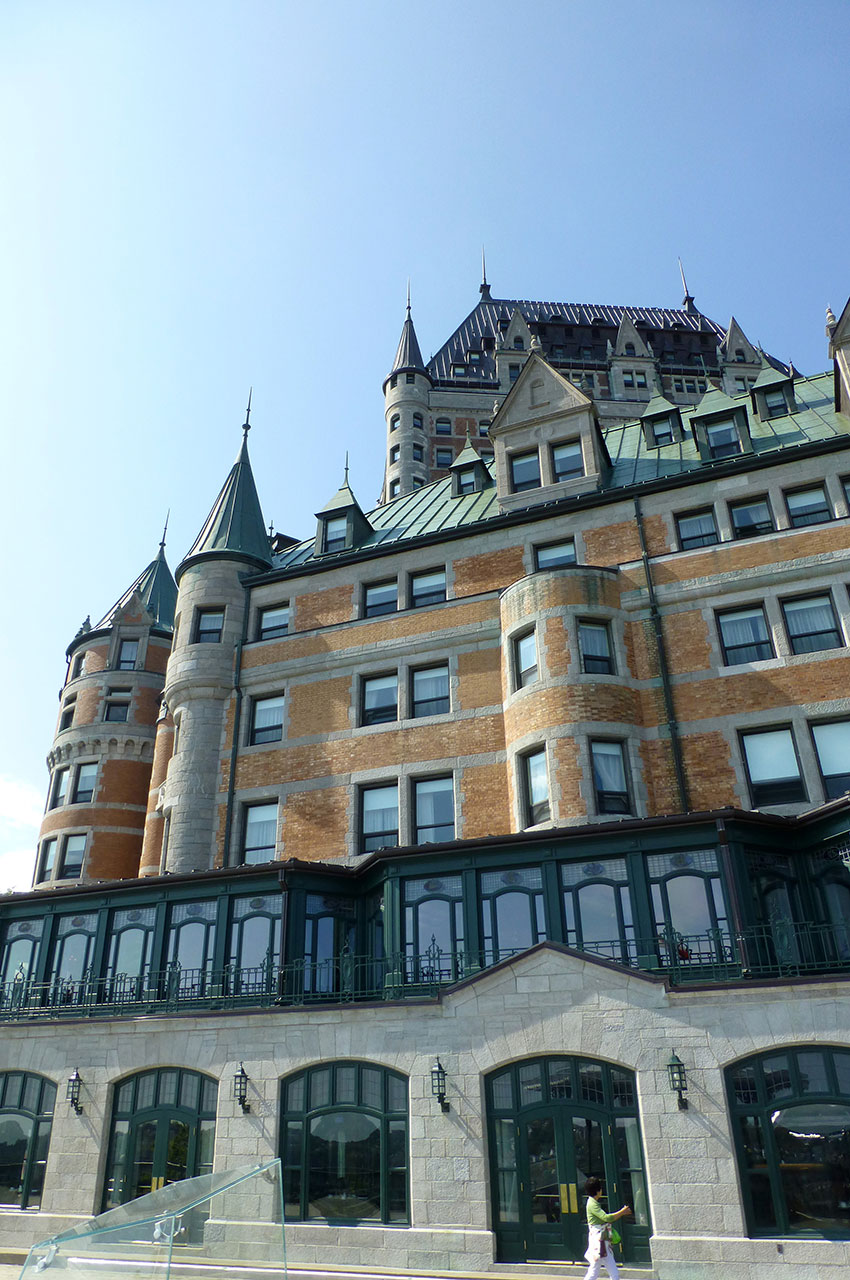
[{"xmin": 609, "ymin": 1227, "xmax": 621, "ymax": 1246}]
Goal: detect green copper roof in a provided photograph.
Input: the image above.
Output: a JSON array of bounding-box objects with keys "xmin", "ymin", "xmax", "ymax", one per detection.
[
  {"xmin": 451, "ymin": 432, "xmax": 484, "ymax": 468},
  {"xmin": 752, "ymin": 364, "xmax": 790, "ymax": 389},
  {"xmin": 181, "ymin": 437, "xmax": 271, "ymax": 572},
  {"xmin": 640, "ymin": 392, "xmax": 678, "ymax": 420},
  {"xmin": 318, "ymin": 478, "xmax": 364, "ymax": 516},
  {"xmin": 691, "ymin": 385, "xmax": 740, "ymax": 417},
  {"xmin": 96, "ymin": 545, "xmax": 178, "ymax": 630}
]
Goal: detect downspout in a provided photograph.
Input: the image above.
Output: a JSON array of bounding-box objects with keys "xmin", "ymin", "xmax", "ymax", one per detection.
[
  {"xmin": 633, "ymin": 496, "xmax": 690, "ymax": 814},
  {"xmin": 222, "ymin": 582, "xmax": 250, "ymax": 866}
]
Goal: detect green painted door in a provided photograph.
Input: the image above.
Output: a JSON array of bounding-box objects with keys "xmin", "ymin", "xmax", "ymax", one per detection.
[{"xmin": 521, "ymin": 1108, "xmax": 606, "ymax": 1261}]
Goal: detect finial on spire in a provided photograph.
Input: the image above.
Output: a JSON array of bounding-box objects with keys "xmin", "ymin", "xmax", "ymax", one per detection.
[
  {"xmin": 344, "ymin": 451, "xmax": 350, "ymax": 484},
  {"xmin": 406, "ymin": 279, "xmax": 411, "ymax": 316},
  {"xmin": 480, "ymin": 246, "xmax": 492, "ymax": 300},
  {"xmin": 159, "ymin": 509, "xmax": 170, "ymax": 550},
  {"xmin": 268, "ymin": 518, "xmax": 275, "ymax": 538},
  {"xmin": 678, "ymin": 258, "xmax": 695, "ymax": 313},
  {"xmin": 243, "ymin": 387, "xmax": 253, "ymax": 439}
]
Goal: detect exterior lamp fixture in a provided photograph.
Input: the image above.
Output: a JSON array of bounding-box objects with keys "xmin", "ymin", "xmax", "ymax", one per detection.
[
  {"xmin": 431, "ymin": 1059, "xmax": 450, "ymax": 1113},
  {"xmin": 67, "ymin": 1069, "xmax": 83, "ymax": 1115},
  {"xmin": 233, "ymin": 1062, "xmax": 251, "ymax": 1113},
  {"xmin": 667, "ymin": 1050, "xmax": 688, "ymax": 1110}
]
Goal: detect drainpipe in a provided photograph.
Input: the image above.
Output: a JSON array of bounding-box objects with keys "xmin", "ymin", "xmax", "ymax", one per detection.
[
  {"xmin": 222, "ymin": 583, "xmax": 250, "ymax": 866},
  {"xmin": 633, "ymin": 496, "xmax": 690, "ymax": 814}
]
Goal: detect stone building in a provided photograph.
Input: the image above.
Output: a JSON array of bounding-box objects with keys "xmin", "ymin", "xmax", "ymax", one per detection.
[{"xmin": 2, "ymin": 287, "xmax": 850, "ymax": 1279}]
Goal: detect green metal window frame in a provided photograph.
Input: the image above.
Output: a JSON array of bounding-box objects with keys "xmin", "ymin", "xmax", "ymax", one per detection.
[{"xmin": 0, "ymin": 1072, "xmax": 57, "ymax": 1209}]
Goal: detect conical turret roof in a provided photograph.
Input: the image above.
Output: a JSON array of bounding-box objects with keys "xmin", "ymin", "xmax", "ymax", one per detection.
[
  {"xmin": 390, "ymin": 303, "xmax": 425, "ymax": 374},
  {"xmin": 96, "ymin": 544, "xmax": 178, "ymax": 630},
  {"xmin": 180, "ymin": 436, "xmax": 271, "ymax": 575}
]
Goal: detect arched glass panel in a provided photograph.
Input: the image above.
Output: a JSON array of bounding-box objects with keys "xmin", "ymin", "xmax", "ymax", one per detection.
[
  {"xmin": 105, "ymin": 906, "xmax": 157, "ymax": 1003},
  {"xmin": 403, "ymin": 875, "xmax": 465, "ymax": 981},
  {"xmin": 300, "ymin": 894, "xmax": 355, "ymax": 997},
  {"xmin": 0, "ymin": 920, "xmax": 43, "ymax": 1007},
  {"xmin": 562, "ymin": 858, "xmax": 635, "ymax": 965},
  {"xmin": 481, "ymin": 868, "xmax": 546, "ymax": 966},
  {"xmin": 0, "ymin": 1072, "xmax": 56, "ymax": 1209},
  {"xmin": 166, "ymin": 902, "xmax": 216, "ymax": 997},
  {"xmin": 280, "ymin": 1061, "xmax": 408, "ymax": 1224},
  {"xmin": 646, "ymin": 850, "xmax": 730, "ymax": 967},
  {"xmin": 727, "ymin": 1045, "xmax": 850, "ymax": 1238},
  {"xmin": 46, "ymin": 914, "xmax": 98, "ymax": 1006},
  {"xmin": 228, "ymin": 894, "xmax": 281, "ymax": 995}
]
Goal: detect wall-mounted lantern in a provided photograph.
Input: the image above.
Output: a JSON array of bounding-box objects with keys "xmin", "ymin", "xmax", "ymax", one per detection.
[
  {"xmin": 233, "ymin": 1062, "xmax": 251, "ymax": 1113},
  {"xmin": 431, "ymin": 1059, "xmax": 450, "ymax": 1113},
  {"xmin": 67, "ymin": 1069, "xmax": 83, "ymax": 1115},
  {"xmin": 667, "ymin": 1050, "xmax": 688, "ymax": 1110}
]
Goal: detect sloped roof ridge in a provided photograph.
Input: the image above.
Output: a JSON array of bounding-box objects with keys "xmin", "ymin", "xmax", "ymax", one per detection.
[
  {"xmin": 181, "ymin": 437, "xmax": 271, "ymax": 570},
  {"xmin": 95, "ymin": 545, "xmax": 178, "ymax": 630}
]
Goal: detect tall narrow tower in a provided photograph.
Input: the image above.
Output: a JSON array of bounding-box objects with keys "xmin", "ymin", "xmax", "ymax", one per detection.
[{"xmin": 381, "ymin": 294, "xmax": 432, "ymax": 501}]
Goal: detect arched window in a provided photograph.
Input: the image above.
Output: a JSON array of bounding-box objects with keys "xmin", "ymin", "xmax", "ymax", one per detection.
[
  {"xmin": 227, "ymin": 893, "xmax": 281, "ymax": 996},
  {"xmin": 480, "ymin": 867, "xmax": 546, "ymax": 966},
  {"xmin": 403, "ymin": 873, "xmax": 465, "ymax": 982},
  {"xmin": 280, "ymin": 1061, "xmax": 408, "ymax": 1223},
  {"xmin": 561, "ymin": 857, "xmax": 636, "ymax": 966},
  {"xmin": 727, "ymin": 1046, "xmax": 850, "ymax": 1238},
  {"xmin": 1, "ymin": 919, "xmax": 43, "ymax": 989},
  {"xmin": 645, "ymin": 849, "xmax": 730, "ymax": 967},
  {"xmin": 0, "ymin": 1072, "xmax": 56, "ymax": 1209},
  {"xmin": 624, "ymin": 342, "xmax": 635, "ymax": 356}
]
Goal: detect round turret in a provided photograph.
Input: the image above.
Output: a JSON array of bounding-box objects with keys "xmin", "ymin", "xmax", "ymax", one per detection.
[{"xmin": 382, "ymin": 300, "xmax": 433, "ymax": 500}]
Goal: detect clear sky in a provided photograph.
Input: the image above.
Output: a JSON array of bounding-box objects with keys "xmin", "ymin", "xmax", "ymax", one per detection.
[{"xmin": 0, "ymin": 0, "xmax": 848, "ymax": 890}]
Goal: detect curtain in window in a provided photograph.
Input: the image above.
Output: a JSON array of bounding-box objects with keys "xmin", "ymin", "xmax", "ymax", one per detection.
[
  {"xmin": 415, "ymin": 779, "xmax": 453, "ymax": 829},
  {"xmin": 592, "ymin": 743, "xmax": 626, "ymax": 791},
  {"xmin": 721, "ymin": 609, "xmax": 768, "ymax": 648},
  {"xmin": 363, "ymin": 789, "xmax": 398, "ymax": 833},
  {"xmin": 812, "ymin": 723, "xmax": 850, "ymax": 776},
  {"xmin": 743, "ymin": 731, "xmax": 798, "ymax": 782},
  {"xmin": 414, "ymin": 669, "xmax": 446, "ymax": 702},
  {"xmin": 254, "ymin": 697, "xmax": 284, "ymax": 732},
  {"xmin": 785, "ymin": 598, "xmax": 835, "ymax": 640},
  {"xmin": 579, "ymin": 624, "xmax": 610, "ymax": 658}
]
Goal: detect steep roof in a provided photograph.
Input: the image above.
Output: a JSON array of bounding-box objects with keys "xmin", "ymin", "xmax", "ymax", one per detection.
[
  {"xmin": 96, "ymin": 545, "xmax": 178, "ymax": 630},
  {"xmin": 180, "ymin": 436, "xmax": 271, "ymax": 573},
  {"xmin": 390, "ymin": 304, "xmax": 426, "ymax": 374}
]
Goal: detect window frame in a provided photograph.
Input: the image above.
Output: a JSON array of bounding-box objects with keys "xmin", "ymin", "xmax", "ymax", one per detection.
[
  {"xmin": 194, "ymin": 608, "xmax": 225, "ymax": 644},
  {"xmin": 58, "ymin": 833, "xmax": 87, "ymax": 879},
  {"xmin": 730, "ymin": 497, "xmax": 774, "ymax": 540},
  {"xmin": 521, "ymin": 748, "xmax": 551, "ymax": 827},
  {"xmin": 104, "ymin": 689, "xmax": 131, "ymax": 722},
  {"xmin": 0, "ymin": 1072, "xmax": 57, "ymax": 1210},
  {"xmin": 117, "ymin": 639, "xmax": 139, "ymax": 671},
  {"xmin": 704, "ymin": 417, "xmax": 742, "ymax": 460},
  {"xmin": 784, "ymin": 485, "xmax": 832, "ymax": 528},
  {"xmin": 72, "ymin": 762, "xmax": 97, "ymax": 805},
  {"xmin": 513, "ymin": 629, "xmax": 538, "ymax": 689},
  {"xmin": 361, "ymin": 673, "xmax": 399, "ymax": 726},
  {"xmin": 509, "ymin": 449, "xmax": 541, "ymax": 493},
  {"xmin": 257, "ymin": 603, "xmax": 290, "ymax": 641},
  {"xmin": 409, "ymin": 569, "xmax": 446, "ymax": 609},
  {"xmin": 323, "ymin": 515, "xmax": 348, "ymax": 554},
  {"xmin": 590, "ymin": 739, "xmax": 632, "ymax": 815},
  {"xmin": 810, "ymin": 719, "xmax": 850, "ymax": 800},
  {"xmin": 781, "ymin": 593, "xmax": 843, "ymax": 655},
  {"xmin": 550, "ymin": 440, "xmax": 584, "ymax": 483},
  {"xmin": 411, "ymin": 664, "xmax": 449, "ymax": 718},
  {"xmin": 435, "ymin": 447, "xmax": 453, "ymax": 468},
  {"xmin": 413, "ymin": 775, "xmax": 455, "ymax": 844},
  {"xmin": 364, "ymin": 579, "xmax": 398, "ymax": 618},
  {"xmin": 740, "ymin": 727, "xmax": 807, "ymax": 806},
  {"xmin": 716, "ymin": 605, "xmax": 775, "ymax": 665},
  {"xmin": 534, "ymin": 539, "xmax": 577, "ymax": 570},
  {"xmin": 435, "ymin": 418, "xmax": 452, "ymax": 436},
  {"xmin": 249, "ymin": 694, "xmax": 285, "ymax": 745},
  {"xmin": 240, "ymin": 802, "xmax": 278, "ymax": 865},
  {"xmin": 577, "ymin": 619, "xmax": 615, "ymax": 675},
  {"xmin": 359, "ymin": 783, "xmax": 400, "ymax": 855},
  {"xmin": 675, "ymin": 507, "xmax": 719, "ymax": 550}
]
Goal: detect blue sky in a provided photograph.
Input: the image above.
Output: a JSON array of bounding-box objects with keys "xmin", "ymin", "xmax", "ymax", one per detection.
[{"xmin": 0, "ymin": 0, "xmax": 847, "ymax": 889}]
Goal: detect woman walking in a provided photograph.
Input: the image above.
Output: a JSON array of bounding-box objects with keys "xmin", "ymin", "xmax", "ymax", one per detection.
[{"xmin": 582, "ymin": 1177, "xmax": 632, "ymax": 1280}]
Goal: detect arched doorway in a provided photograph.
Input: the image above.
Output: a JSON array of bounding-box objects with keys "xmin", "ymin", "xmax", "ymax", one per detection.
[
  {"xmin": 485, "ymin": 1056, "xmax": 650, "ymax": 1265},
  {"xmin": 103, "ymin": 1068, "xmax": 218, "ymax": 1211}
]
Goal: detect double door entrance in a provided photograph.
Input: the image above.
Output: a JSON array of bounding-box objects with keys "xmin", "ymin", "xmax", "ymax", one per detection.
[
  {"xmin": 524, "ymin": 1109, "xmax": 605, "ymax": 1261},
  {"xmin": 127, "ymin": 1116, "xmax": 194, "ymax": 1200}
]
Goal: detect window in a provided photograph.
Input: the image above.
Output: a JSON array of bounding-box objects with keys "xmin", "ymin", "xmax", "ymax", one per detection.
[
  {"xmin": 59, "ymin": 698, "xmax": 76, "ymax": 731},
  {"xmin": 651, "ymin": 416, "xmax": 675, "ymax": 446},
  {"xmin": 513, "ymin": 335, "xmax": 524, "ymax": 350},
  {"xmin": 590, "ymin": 740, "xmax": 631, "ymax": 814},
  {"xmin": 717, "ymin": 607, "xmax": 774, "ymax": 664},
  {"xmin": 479, "ymin": 420, "xmax": 490, "ymax": 435},
  {"xmin": 435, "ymin": 448, "xmax": 453, "ymax": 468},
  {"xmin": 782, "ymin": 594, "xmax": 842, "ymax": 654},
  {"xmin": 362, "ymin": 674, "xmax": 398, "ymax": 725},
  {"xmin": 624, "ymin": 342, "xmax": 635, "ymax": 356},
  {"xmin": 452, "ymin": 364, "xmax": 467, "ymax": 377},
  {"xmin": 522, "ymin": 750, "xmax": 550, "ymax": 826},
  {"xmin": 705, "ymin": 418, "xmax": 741, "ymax": 459},
  {"xmin": 50, "ymin": 768, "xmax": 69, "ymax": 808},
  {"xmin": 390, "ymin": 414, "xmax": 399, "ymax": 432},
  {"xmin": 0, "ymin": 1073, "xmax": 57, "ymax": 1210},
  {"xmin": 412, "ymin": 477, "xmax": 424, "ymax": 488},
  {"xmin": 741, "ymin": 728, "xmax": 805, "ymax": 805},
  {"xmin": 364, "ymin": 579, "xmax": 397, "ymax": 617},
  {"xmin": 735, "ymin": 348, "xmax": 746, "ymax": 362},
  {"xmin": 280, "ymin": 1062, "xmax": 408, "ymax": 1224},
  {"xmin": 508, "ymin": 363, "xmax": 520, "ymax": 383},
  {"xmin": 104, "ymin": 689, "xmax": 131, "ymax": 721},
  {"xmin": 435, "ymin": 418, "xmax": 451, "ymax": 435},
  {"xmin": 389, "ymin": 480, "xmax": 400, "ymax": 498},
  {"xmin": 509, "ymin": 449, "xmax": 540, "ymax": 492},
  {"xmin": 456, "ymin": 468, "xmax": 475, "ymax": 494},
  {"xmin": 730, "ymin": 498, "xmax": 773, "ymax": 539},
  {"xmin": 535, "ymin": 539, "xmax": 576, "ymax": 569},
  {"xmin": 36, "ymin": 838, "xmax": 57, "ymax": 882},
  {"xmin": 647, "ymin": 847, "xmax": 730, "ymax": 967},
  {"xmin": 636, "ymin": 370, "xmax": 647, "ymax": 389},
  {"xmin": 70, "ymin": 652, "xmax": 85, "ymax": 679},
  {"xmin": 406, "ymin": 373, "xmax": 415, "ymax": 384},
  {"xmin": 117, "ymin": 639, "xmax": 138, "ymax": 671},
  {"xmin": 195, "ymin": 608, "xmax": 224, "ymax": 643},
  {"xmin": 241, "ymin": 803, "xmax": 277, "ymax": 864},
  {"xmin": 763, "ymin": 387, "xmax": 788, "ymax": 417},
  {"xmin": 811, "ymin": 721, "xmax": 850, "ymax": 799},
  {"xmin": 676, "ymin": 508, "xmax": 718, "ymax": 550},
  {"xmin": 258, "ymin": 604, "xmax": 289, "ymax": 640},
  {"xmin": 360, "ymin": 784, "xmax": 399, "ymax": 853},
  {"xmin": 389, "ymin": 445, "xmax": 399, "ymax": 464},
  {"xmin": 785, "ymin": 485, "xmax": 831, "ymax": 527},
  {"xmin": 72, "ymin": 763, "xmax": 97, "ymax": 804},
  {"xmin": 412, "ymin": 443, "xmax": 423, "ymax": 462},
  {"xmin": 250, "ymin": 695, "xmax": 284, "ymax": 744},
  {"xmin": 551, "ymin": 441, "xmax": 584, "ymax": 482},
  {"xmin": 623, "ymin": 370, "xmax": 634, "ymax": 388},
  {"xmin": 59, "ymin": 834, "xmax": 86, "ymax": 879},
  {"xmin": 412, "ymin": 413, "xmax": 422, "ymax": 430},
  {"xmin": 469, "ymin": 351, "xmax": 481, "ymax": 365},
  {"xmin": 410, "ymin": 569, "xmax": 445, "ymax": 608},
  {"xmin": 578, "ymin": 621, "xmax": 614, "ymax": 674},
  {"xmin": 514, "ymin": 630, "xmax": 538, "ymax": 688},
  {"xmin": 415, "ymin": 777, "xmax": 454, "ymax": 843},
  {"xmin": 412, "ymin": 665, "xmax": 449, "ymax": 717},
  {"xmin": 727, "ymin": 1046, "xmax": 850, "ymax": 1239},
  {"xmin": 324, "ymin": 516, "xmax": 347, "ymax": 553}
]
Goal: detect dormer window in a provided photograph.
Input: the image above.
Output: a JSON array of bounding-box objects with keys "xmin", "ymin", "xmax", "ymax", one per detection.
[
  {"xmin": 510, "ymin": 450, "xmax": 541, "ymax": 493},
  {"xmin": 323, "ymin": 516, "xmax": 348, "ymax": 553},
  {"xmin": 624, "ymin": 342, "xmax": 635, "ymax": 356},
  {"xmin": 636, "ymin": 371, "xmax": 647, "ymax": 389},
  {"xmin": 457, "ymin": 468, "xmax": 476, "ymax": 495},
  {"xmin": 623, "ymin": 371, "xmax": 634, "ymax": 388},
  {"xmin": 469, "ymin": 351, "xmax": 481, "ymax": 365},
  {"xmin": 551, "ymin": 441, "xmax": 583, "ymax": 482},
  {"xmin": 764, "ymin": 388, "xmax": 788, "ymax": 418},
  {"xmin": 651, "ymin": 416, "xmax": 675, "ymax": 446},
  {"xmin": 735, "ymin": 348, "xmax": 746, "ymax": 362},
  {"xmin": 513, "ymin": 335, "xmax": 524, "ymax": 350},
  {"xmin": 452, "ymin": 364, "xmax": 467, "ymax": 377},
  {"xmin": 705, "ymin": 419, "xmax": 741, "ymax": 459}
]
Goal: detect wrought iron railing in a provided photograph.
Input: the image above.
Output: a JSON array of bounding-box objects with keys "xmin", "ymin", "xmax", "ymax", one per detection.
[{"xmin": 1, "ymin": 922, "xmax": 848, "ymax": 1021}]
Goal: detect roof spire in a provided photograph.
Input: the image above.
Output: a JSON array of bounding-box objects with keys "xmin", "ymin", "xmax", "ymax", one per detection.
[
  {"xmin": 406, "ymin": 279, "xmax": 411, "ymax": 316},
  {"xmin": 480, "ymin": 246, "xmax": 492, "ymax": 300},
  {"xmin": 159, "ymin": 509, "xmax": 170, "ymax": 551},
  {"xmin": 243, "ymin": 387, "xmax": 253, "ymax": 440},
  {"xmin": 344, "ymin": 450, "xmax": 350, "ymax": 484},
  {"xmin": 678, "ymin": 258, "xmax": 696, "ymax": 314}
]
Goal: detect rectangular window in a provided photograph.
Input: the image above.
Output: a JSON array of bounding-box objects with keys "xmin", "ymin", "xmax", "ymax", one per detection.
[
  {"xmin": 410, "ymin": 569, "xmax": 446, "ymax": 608},
  {"xmin": 364, "ymin": 580, "xmax": 397, "ymax": 617},
  {"xmin": 250, "ymin": 695, "xmax": 285, "ymax": 744},
  {"xmin": 590, "ymin": 740, "xmax": 631, "ymax": 814},
  {"xmin": 730, "ymin": 498, "xmax": 773, "ymax": 539},
  {"xmin": 636, "ymin": 370, "xmax": 647, "ymax": 389},
  {"xmin": 414, "ymin": 777, "xmax": 454, "ymax": 844},
  {"xmin": 479, "ymin": 420, "xmax": 490, "ymax": 435},
  {"xmin": 435, "ymin": 419, "xmax": 452, "ymax": 436},
  {"xmin": 104, "ymin": 690, "xmax": 131, "ymax": 721},
  {"xmin": 811, "ymin": 721, "xmax": 850, "ymax": 799},
  {"xmin": 523, "ymin": 749, "xmax": 550, "ymax": 826},
  {"xmin": 785, "ymin": 486, "xmax": 831, "ymax": 527},
  {"xmin": 324, "ymin": 516, "xmax": 347, "ymax": 553},
  {"xmin": 782, "ymin": 595, "xmax": 843, "ymax": 655},
  {"xmin": 72, "ymin": 763, "xmax": 97, "ymax": 804},
  {"xmin": 242, "ymin": 803, "xmax": 277, "ymax": 864},
  {"xmin": 685, "ymin": 379, "xmax": 696, "ymax": 394},
  {"xmin": 389, "ymin": 444, "xmax": 400, "ymax": 464},
  {"xmin": 551, "ymin": 441, "xmax": 584, "ymax": 482},
  {"xmin": 535, "ymin": 539, "xmax": 577, "ymax": 569},
  {"xmin": 435, "ymin": 448, "xmax": 453, "ymax": 467},
  {"xmin": 258, "ymin": 604, "xmax": 290, "ymax": 640},
  {"xmin": 578, "ymin": 621, "xmax": 614, "ymax": 674},
  {"xmin": 741, "ymin": 728, "xmax": 805, "ymax": 805},
  {"xmin": 412, "ymin": 413, "xmax": 422, "ymax": 429},
  {"xmin": 651, "ymin": 416, "xmax": 675, "ymax": 446},
  {"xmin": 50, "ymin": 768, "xmax": 69, "ymax": 808},
  {"xmin": 412, "ymin": 444, "xmax": 424, "ymax": 463},
  {"xmin": 717, "ymin": 607, "xmax": 774, "ymax": 665},
  {"xmin": 510, "ymin": 450, "xmax": 541, "ymax": 492},
  {"xmin": 508, "ymin": 364, "xmax": 520, "ymax": 383},
  {"xmin": 763, "ymin": 388, "xmax": 788, "ymax": 417},
  {"xmin": 623, "ymin": 370, "xmax": 634, "ymax": 388},
  {"xmin": 457, "ymin": 468, "xmax": 476, "ymax": 494},
  {"xmin": 390, "ymin": 414, "xmax": 399, "ymax": 432},
  {"xmin": 362, "ymin": 674, "xmax": 398, "ymax": 725},
  {"xmin": 514, "ymin": 630, "xmax": 538, "ymax": 688},
  {"xmin": 70, "ymin": 652, "xmax": 85, "ymax": 679},
  {"xmin": 195, "ymin": 608, "xmax": 224, "ymax": 643},
  {"xmin": 360, "ymin": 784, "xmax": 399, "ymax": 853},
  {"xmin": 117, "ymin": 639, "xmax": 138, "ymax": 670},
  {"xmin": 452, "ymin": 364, "xmax": 467, "ymax": 377},
  {"xmin": 37, "ymin": 838, "xmax": 57, "ymax": 882},
  {"xmin": 705, "ymin": 419, "xmax": 741, "ymax": 459},
  {"xmin": 412, "ymin": 665, "xmax": 449, "ymax": 717},
  {"xmin": 389, "ymin": 480, "xmax": 400, "ymax": 498},
  {"xmin": 676, "ymin": 508, "xmax": 718, "ymax": 550},
  {"xmin": 59, "ymin": 699, "xmax": 76, "ymax": 731},
  {"xmin": 59, "ymin": 835, "xmax": 86, "ymax": 879}
]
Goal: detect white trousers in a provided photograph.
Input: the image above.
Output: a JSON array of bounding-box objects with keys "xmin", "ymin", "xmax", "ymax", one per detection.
[{"xmin": 582, "ymin": 1248, "xmax": 620, "ymax": 1280}]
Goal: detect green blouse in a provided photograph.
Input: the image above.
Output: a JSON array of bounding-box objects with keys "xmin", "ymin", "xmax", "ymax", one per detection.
[{"xmin": 586, "ymin": 1196, "xmax": 617, "ymax": 1227}]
